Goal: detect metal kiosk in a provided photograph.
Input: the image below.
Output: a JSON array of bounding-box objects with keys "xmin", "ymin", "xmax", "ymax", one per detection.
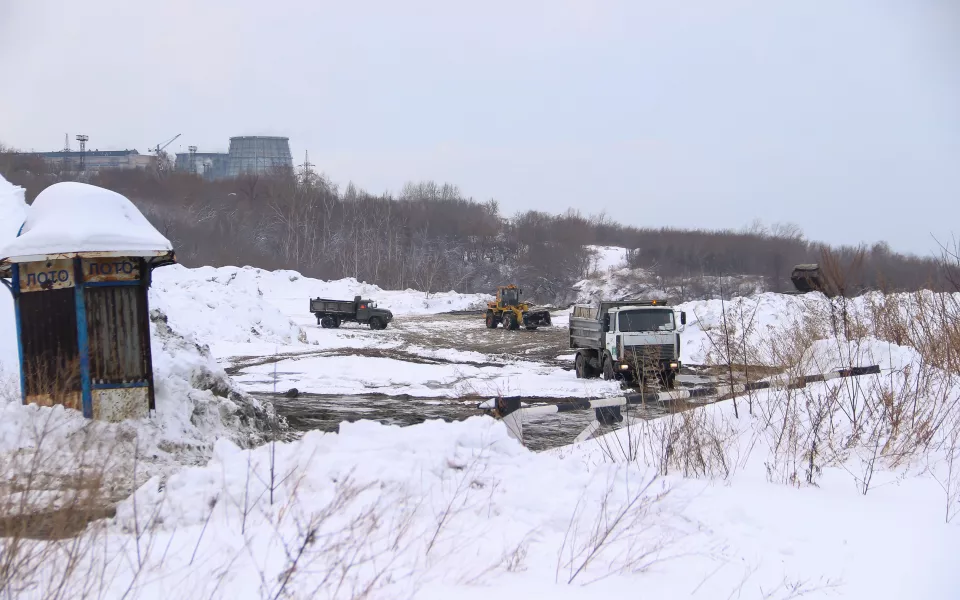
[{"xmin": 0, "ymin": 182, "xmax": 175, "ymax": 421}]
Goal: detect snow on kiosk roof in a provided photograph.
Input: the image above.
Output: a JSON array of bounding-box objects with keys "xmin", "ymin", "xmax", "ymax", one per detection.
[{"xmin": 0, "ymin": 182, "xmax": 175, "ymax": 275}]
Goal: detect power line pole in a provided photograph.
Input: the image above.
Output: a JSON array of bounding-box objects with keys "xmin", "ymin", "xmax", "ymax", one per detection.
[
  {"xmin": 299, "ymin": 150, "xmax": 314, "ymax": 185},
  {"xmin": 62, "ymin": 133, "xmax": 71, "ymax": 172}
]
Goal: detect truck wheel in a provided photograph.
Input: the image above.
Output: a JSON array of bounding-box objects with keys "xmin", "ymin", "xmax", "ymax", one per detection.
[
  {"xmin": 320, "ymin": 316, "xmax": 335, "ymax": 329},
  {"xmin": 503, "ymin": 312, "xmax": 519, "ymax": 330},
  {"xmin": 369, "ymin": 317, "xmax": 385, "ymax": 330},
  {"xmin": 602, "ymin": 356, "xmax": 617, "ymax": 381},
  {"xmin": 575, "ymin": 353, "xmax": 588, "ymax": 378},
  {"xmin": 485, "ymin": 311, "xmax": 498, "ymax": 329},
  {"xmin": 332, "ymin": 317, "xmax": 342, "ymax": 328},
  {"xmin": 665, "ymin": 371, "xmax": 677, "ymax": 390}
]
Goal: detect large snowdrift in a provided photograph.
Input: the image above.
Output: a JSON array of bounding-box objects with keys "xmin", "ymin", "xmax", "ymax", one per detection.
[
  {"xmin": 150, "ymin": 264, "xmax": 491, "ymax": 347},
  {"xmin": 0, "ymin": 174, "xmax": 26, "ymax": 248},
  {"xmin": 0, "ymin": 175, "xmax": 26, "ymax": 380}
]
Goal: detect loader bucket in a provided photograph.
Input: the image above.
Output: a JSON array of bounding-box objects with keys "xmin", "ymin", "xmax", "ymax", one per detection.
[
  {"xmin": 523, "ymin": 309, "xmax": 552, "ymax": 327},
  {"xmin": 790, "ymin": 263, "xmax": 835, "ymax": 296}
]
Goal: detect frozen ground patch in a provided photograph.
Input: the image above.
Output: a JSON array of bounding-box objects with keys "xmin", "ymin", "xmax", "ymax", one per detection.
[{"xmin": 233, "ymin": 352, "xmax": 620, "ymax": 398}]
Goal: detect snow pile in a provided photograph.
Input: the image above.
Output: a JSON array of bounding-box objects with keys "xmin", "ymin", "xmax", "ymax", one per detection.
[
  {"xmin": 0, "ymin": 182, "xmax": 172, "ymax": 259},
  {"xmin": 150, "ymin": 265, "xmax": 490, "ymax": 348},
  {"xmin": 147, "ymin": 308, "xmax": 281, "ymax": 451},
  {"xmin": 677, "ymin": 292, "xmax": 820, "ymax": 364},
  {"xmin": 0, "ymin": 174, "xmax": 26, "ymax": 248},
  {"xmin": 150, "ymin": 265, "xmax": 307, "ymax": 347},
  {"xmin": 0, "ymin": 174, "xmax": 26, "ymax": 379},
  {"xmin": 154, "ymin": 265, "xmax": 489, "ymax": 318}
]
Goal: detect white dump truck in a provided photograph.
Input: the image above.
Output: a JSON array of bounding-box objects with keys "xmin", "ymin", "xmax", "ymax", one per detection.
[{"xmin": 569, "ymin": 300, "xmax": 686, "ymax": 388}]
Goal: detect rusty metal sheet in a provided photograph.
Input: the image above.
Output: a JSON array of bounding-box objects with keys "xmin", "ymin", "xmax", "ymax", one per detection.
[
  {"xmin": 83, "ymin": 258, "xmax": 141, "ymax": 283},
  {"xmin": 19, "ymin": 287, "xmax": 82, "ymax": 402},
  {"xmin": 18, "ymin": 259, "xmax": 75, "ymax": 292},
  {"xmin": 92, "ymin": 388, "xmax": 149, "ymax": 422},
  {"xmin": 85, "ymin": 286, "xmax": 149, "ymax": 382}
]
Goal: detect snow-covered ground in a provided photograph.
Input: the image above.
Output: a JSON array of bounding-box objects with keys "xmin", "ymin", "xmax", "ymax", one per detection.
[{"xmin": 25, "ymin": 353, "xmax": 960, "ymax": 599}]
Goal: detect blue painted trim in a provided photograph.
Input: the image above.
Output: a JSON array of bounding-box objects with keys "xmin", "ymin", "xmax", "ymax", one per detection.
[
  {"xmin": 92, "ymin": 381, "xmax": 149, "ymax": 389},
  {"xmin": 83, "ymin": 280, "xmax": 141, "ymax": 288},
  {"xmin": 16, "ymin": 222, "xmax": 24, "ymax": 237},
  {"xmin": 73, "ymin": 259, "xmax": 93, "ymax": 418},
  {"xmin": 12, "ymin": 266, "xmax": 25, "ymax": 404}
]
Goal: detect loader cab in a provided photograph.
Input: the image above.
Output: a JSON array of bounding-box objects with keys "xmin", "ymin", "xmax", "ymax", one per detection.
[{"xmin": 499, "ymin": 286, "xmax": 521, "ymax": 307}]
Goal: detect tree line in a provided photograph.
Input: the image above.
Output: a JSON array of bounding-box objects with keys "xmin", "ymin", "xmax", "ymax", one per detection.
[{"xmin": 0, "ymin": 147, "xmax": 952, "ymax": 303}]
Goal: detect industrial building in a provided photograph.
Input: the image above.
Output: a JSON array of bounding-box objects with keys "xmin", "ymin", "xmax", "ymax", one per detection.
[
  {"xmin": 38, "ymin": 149, "xmax": 155, "ymax": 172},
  {"xmin": 174, "ymin": 136, "xmax": 294, "ymax": 180}
]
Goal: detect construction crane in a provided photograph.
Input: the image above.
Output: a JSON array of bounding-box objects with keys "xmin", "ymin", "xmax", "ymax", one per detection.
[{"xmin": 152, "ymin": 133, "xmax": 181, "ymax": 170}]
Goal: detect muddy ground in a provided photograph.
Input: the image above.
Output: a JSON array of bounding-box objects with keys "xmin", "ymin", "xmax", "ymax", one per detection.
[{"xmin": 240, "ymin": 311, "xmax": 737, "ymax": 450}]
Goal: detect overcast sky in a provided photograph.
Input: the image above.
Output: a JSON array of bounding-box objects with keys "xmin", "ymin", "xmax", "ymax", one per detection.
[{"xmin": 1, "ymin": 0, "xmax": 958, "ymax": 256}]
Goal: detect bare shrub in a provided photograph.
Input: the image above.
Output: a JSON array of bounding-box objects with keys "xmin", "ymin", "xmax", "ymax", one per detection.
[
  {"xmin": 556, "ymin": 474, "xmax": 673, "ymax": 585},
  {"xmin": 591, "ymin": 406, "xmax": 739, "ymax": 480}
]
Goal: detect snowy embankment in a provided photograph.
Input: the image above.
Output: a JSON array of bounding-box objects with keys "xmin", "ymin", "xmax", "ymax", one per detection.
[{"xmin": 676, "ymin": 291, "xmax": 960, "ymax": 366}]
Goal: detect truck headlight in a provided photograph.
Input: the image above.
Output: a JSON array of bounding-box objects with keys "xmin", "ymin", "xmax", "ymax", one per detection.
[
  {"xmin": 619, "ymin": 364, "xmax": 630, "ymax": 370},
  {"xmin": 669, "ymin": 362, "xmax": 678, "ymax": 368}
]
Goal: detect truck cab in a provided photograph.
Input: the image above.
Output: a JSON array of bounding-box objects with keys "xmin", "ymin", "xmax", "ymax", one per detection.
[{"xmin": 570, "ymin": 300, "xmax": 685, "ymax": 388}]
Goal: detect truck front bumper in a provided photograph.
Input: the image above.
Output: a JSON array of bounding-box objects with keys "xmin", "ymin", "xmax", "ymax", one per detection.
[{"xmin": 616, "ymin": 360, "xmax": 680, "ymax": 372}]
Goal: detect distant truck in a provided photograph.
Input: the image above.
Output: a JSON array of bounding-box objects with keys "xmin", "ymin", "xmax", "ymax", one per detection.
[
  {"xmin": 569, "ymin": 300, "xmax": 686, "ymax": 388},
  {"xmin": 310, "ymin": 296, "xmax": 393, "ymax": 330}
]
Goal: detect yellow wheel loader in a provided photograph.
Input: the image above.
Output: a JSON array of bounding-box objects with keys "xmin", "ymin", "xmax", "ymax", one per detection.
[{"xmin": 484, "ymin": 285, "xmax": 552, "ymax": 331}]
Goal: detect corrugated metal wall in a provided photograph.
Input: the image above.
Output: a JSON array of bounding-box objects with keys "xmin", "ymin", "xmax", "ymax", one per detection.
[
  {"xmin": 18, "ymin": 287, "xmax": 81, "ymax": 402},
  {"xmin": 85, "ymin": 286, "xmax": 150, "ymax": 384}
]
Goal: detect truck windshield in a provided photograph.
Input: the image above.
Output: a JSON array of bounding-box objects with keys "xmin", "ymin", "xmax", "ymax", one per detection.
[
  {"xmin": 618, "ymin": 310, "xmax": 674, "ymax": 332},
  {"xmin": 501, "ymin": 289, "xmax": 519, "ymax": 306}
]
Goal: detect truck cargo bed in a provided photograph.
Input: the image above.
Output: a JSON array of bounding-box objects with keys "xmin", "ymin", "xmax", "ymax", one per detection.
[{"xmin": 309, "ymin": 298, "xmax": 357, "ymax": 314}]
